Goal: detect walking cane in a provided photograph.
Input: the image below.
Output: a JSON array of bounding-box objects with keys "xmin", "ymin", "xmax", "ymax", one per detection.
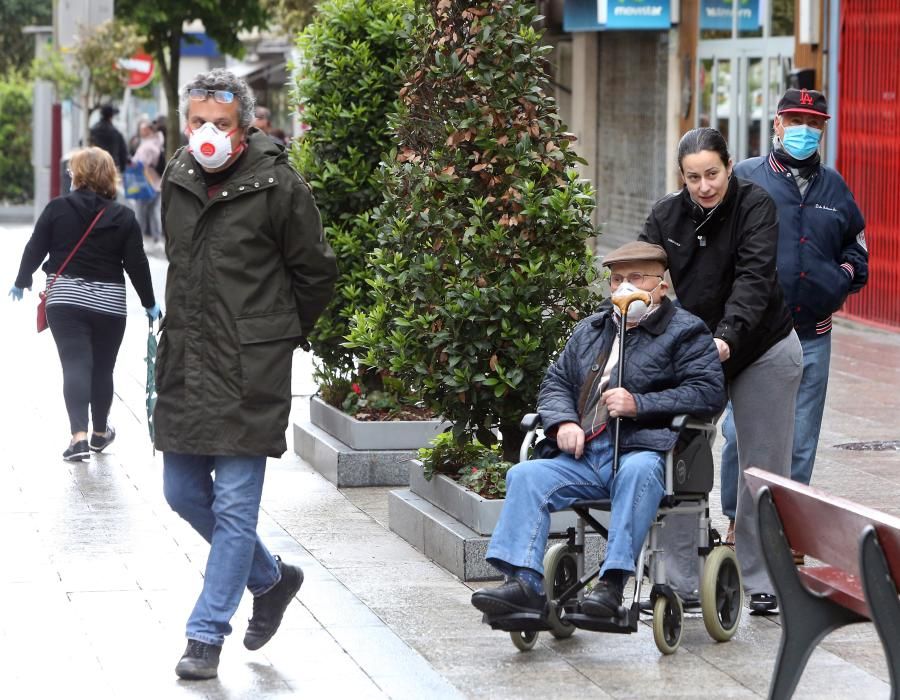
[{"xmin": 609, "ymin": 291, "xmax": 652, "ymax": 476}]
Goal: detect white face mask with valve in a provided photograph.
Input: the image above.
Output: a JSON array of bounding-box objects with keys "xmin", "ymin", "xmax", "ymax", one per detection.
[
  {"xmin": 612, "ymin": 281, "xmax": 659, "ymax": 322},
  {"xmin": 188, "ymin": 122, "xmax": 241, "ymax": 170}
]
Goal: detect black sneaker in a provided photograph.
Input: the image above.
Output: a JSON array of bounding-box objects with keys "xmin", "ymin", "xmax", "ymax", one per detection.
[
  {"xmin": 175, "ymin": 639, "xmax": 221, "ymax": 680},
  {"xmin": 89, "ymin": 426, "xmax": 116, "ymax": 453},
  {"xmin": 62, "ymin": 439, "xmax": 90, "ymax": 462},
  {"xmin": 581, "ymin": 576, "xmax": 625, "ymax": 617},
  {"xmin": 749, "ymin": 593, "xmax": 778, "ymax": 615},
  {"xmin": 471, "ymin": 574, "xmax": 548, "ymax": 616},
  {"xmin": 243, "ymin": 557, "xmax": 304, "ymax": 650}
]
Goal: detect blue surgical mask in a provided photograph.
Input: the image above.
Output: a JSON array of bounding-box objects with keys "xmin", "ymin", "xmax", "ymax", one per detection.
[{"xmin": 782, "ymin": 125, "xmax": 822, "ymax": 160}]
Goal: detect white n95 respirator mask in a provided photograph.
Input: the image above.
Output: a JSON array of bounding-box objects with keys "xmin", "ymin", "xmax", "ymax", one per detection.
[{"xmin": 188, "ymin": 122, "xmax": 242, "ymax": 170}]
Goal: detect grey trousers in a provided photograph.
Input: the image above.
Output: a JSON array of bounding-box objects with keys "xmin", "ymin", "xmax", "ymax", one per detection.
[{"xmin": 660, "ymin": 330, "xmax": 803, "ymax": 598}]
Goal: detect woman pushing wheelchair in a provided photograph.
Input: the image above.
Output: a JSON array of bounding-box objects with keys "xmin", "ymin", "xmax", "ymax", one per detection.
[{"xmin": 471, "ymin": 240, "xmax": 727, "ymax": 622}]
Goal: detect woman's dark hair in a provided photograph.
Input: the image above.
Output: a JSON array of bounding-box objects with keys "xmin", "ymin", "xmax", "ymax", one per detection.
[{"xmin": 677, "ymin": 127, "xmax": 730, "ymax": 171}]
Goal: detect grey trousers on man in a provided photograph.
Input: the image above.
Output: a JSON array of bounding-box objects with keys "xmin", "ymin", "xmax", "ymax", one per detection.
[{"xmin": 660, "ymin": 330, "xmax": 803, "ymax": 598}]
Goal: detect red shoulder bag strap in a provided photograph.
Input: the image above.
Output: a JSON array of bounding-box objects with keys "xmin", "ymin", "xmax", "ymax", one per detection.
[{"xmin": 45, "ymin": 207, "xmax": 107, "ymax": 294}]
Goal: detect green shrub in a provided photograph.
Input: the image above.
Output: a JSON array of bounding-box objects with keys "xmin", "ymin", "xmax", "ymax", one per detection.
[
  {"xmin": 0, "ymin": 73, "xmax": 33, "ymax": 202},
  {"xmin": 348, "ymin": 0, "xmax": 601, "ymax": 461},
  {"xmin": 291, "ymin": 0, "xmax": 414, "ymax": 376}
]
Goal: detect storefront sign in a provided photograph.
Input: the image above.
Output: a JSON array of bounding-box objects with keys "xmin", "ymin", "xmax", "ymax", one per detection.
[
  {"xmin": 564, "ymin": 0, "xmax": 671, "ymax": 31},
  {"xmin": 699, "ymin": 0, "xmax": 761, "ymax": 31}
]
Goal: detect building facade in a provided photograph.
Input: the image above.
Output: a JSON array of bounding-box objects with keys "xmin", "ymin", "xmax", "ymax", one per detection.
[{"xmin": 546, "ymin": 0, "xmax": 900, "ymax": 328}]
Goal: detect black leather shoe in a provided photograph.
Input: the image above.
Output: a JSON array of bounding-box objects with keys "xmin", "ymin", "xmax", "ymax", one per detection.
[
  {"xmin": 243, "ymin": 557, "xmax": 304, "ymax": 650},
  {"xmin": 62, "ymin": 440, "xmax": 90, "ymax": 462},
  {"xmin": 175, "ymin": 639, "xmax": 221, "ymax": 680},
  {"xmin": 471, "ymin": 575, "xmax": 547, "ymax": 616},
  {"xmin": 89, "ymin": 426, "xmax": 116, "ymax": 452},
  {"xmin": 581, "ymin": 577, "xmax": 625, "ymax": 617}
]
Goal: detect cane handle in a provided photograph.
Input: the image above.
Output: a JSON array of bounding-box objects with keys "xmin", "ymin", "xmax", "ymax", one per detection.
[{"xmin": 612, "ymin": 291, "xmax": 652, "ymax": 315}]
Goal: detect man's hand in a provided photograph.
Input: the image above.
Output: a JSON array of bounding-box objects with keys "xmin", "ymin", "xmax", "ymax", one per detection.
[
  {"xmin": 8, "ymin": 286, "xmax": 24, "ymax": 301},
  {"xmin": 555, "ymin": 422, "xmax": 586, "ymax": 459},
  {"xmin": 601, "ymin": 388, "xmax": 637, "ymax": 418},
  {"xmin": 714, "ymin": 338, "xmax": 731, "ymax": 362}
]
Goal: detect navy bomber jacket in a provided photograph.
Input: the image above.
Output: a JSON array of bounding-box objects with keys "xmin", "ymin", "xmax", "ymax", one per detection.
[
  {"xmin": 734, "ymin": 152, "xmax": 868, "ymax": 338},
  {"xmin": 537, "ymin": 297, "xmax": 726, "ymax": 455}
]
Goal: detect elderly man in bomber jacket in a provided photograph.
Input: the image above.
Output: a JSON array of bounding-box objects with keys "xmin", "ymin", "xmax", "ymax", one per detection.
[{"xmin": 471, "ymin": 241, "xmax": 726, "ymax": 619}]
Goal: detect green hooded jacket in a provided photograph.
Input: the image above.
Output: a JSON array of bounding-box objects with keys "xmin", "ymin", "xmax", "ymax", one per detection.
[{"xmin": 155, "ymin": 131, "xmax": 337, "ymax": 457}]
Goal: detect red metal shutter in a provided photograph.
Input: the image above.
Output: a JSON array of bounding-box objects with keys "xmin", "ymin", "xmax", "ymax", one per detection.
[{"xmin": 837, "ymin": 0, "xmax": 900, "ymax": 328}]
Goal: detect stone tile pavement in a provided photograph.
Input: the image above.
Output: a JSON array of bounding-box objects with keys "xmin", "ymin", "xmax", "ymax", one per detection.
[{"xmin": 2, "ymin": 222, "xmax": 899, "ymax": 698}]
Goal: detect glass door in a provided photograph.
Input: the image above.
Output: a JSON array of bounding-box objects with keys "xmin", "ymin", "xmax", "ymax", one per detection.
[
  {"xmin": 697, "ymin": 43, "xmax": 793, "ymax": 161},
  {"xmin": 695, "ymin": 0, "xmax": 795, "ymax": 161}
]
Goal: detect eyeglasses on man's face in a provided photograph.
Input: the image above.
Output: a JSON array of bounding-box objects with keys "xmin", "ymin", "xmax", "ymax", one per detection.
[
  {"xmin": 189, "ymin": 88, "xmax": 235, "ymax": 104},
  {"xmin": 609, "ymin": 272, "xmax": 664, "ymax": 286}
]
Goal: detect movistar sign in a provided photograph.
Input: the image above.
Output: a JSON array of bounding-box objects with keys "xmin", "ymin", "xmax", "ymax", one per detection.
[{"xmin": 563, "ymin": 0, "xmax": 672, "ymax": 31}]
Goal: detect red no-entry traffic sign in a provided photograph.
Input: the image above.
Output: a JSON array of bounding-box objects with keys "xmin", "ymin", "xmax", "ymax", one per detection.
[{"xmin": 119, "ymin": 52, "xmax": 155, "ymax": 89}]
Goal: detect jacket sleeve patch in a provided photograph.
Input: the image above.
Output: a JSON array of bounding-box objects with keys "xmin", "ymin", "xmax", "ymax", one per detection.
[{"xmin": 856, "ymin": 229, "xmax": 868, "ymax": 252}]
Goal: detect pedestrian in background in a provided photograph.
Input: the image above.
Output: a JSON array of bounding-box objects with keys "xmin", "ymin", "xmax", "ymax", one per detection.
[
  {"xmin": 155, "ymin": 69, "xmax": 336, "ymax": 680},
  {"xmin": 717, "ymin": 89, "xmax": 869, "ymax": 559},
  {"xmin": 89, "ymin": 104, "xmax": 130, "ymax": 173},
  {"xmin": 640, "ymin": 127, "xmax": 803, "ymax": 615},
  {"xmin": 132, "ymin": 120, "xmax": 164, "ymax": 245},
  {"xmin": 254, "ymin": 105, "xmax": 286, "ymax": 147},
  {"xmin": 8, "ymin": 147, "xmax": 158, "ymax": 461}
]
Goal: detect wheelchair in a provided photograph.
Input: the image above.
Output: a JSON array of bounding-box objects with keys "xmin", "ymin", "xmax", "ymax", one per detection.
[{"xmin": 482, "ymin": 412, "xmax": 743, "ymax": 655}]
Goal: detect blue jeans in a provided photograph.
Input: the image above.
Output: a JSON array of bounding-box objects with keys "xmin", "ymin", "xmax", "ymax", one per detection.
[
  {"xmin": 163, "ymin": 453, "xmax": 281, "ymax": 646},
  {"xmin": 719, "ymin": 332, "xmax": 830, "ymax": 519},
  {"xmin": 790, "ymin": 333, "xmax": 832, "ymax": 486},
  {"xmin": 486, "ymin": 432, "xmax": 665, "ymax": 578}
]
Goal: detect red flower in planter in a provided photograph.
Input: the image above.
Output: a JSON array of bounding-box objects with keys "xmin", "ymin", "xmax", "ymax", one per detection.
[{"xmin": 351, "ymin": 383, "xmax": 362, "ymax": 395}]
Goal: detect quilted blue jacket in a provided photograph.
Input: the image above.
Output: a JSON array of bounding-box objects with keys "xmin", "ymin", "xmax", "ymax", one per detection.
[{"xmin": 537, "ymin": 297, "xmax": 727, "ymax": 453}]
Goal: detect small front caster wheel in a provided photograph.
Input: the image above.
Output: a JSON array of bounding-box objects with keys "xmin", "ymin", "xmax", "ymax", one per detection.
[
  {"xmin": 652, "ymin": 593, "xmax": 683, "ymax": 655},
  {"xmin": 510, "ymin": 629, "xmax": 539, "ymax": 651}
]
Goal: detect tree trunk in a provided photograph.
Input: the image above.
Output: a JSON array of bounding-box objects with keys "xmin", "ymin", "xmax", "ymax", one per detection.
[
  {"xmin": 154, "ymin": 31, "xmax": 182, "ymax": 162},
  {"xmin": 500, "ymin": 420, "xmax": 525, "ymax": 464}
]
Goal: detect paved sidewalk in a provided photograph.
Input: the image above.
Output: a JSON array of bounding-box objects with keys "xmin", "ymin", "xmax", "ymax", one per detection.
[{"xmin": 2, "ymin": 221, "xmax": 898, "ymax": 698}]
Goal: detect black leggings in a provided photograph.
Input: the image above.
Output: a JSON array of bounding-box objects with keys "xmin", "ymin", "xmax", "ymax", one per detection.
[{"xmin": 47, "ymin": 305, "xmax": 126, "ymax": 434}]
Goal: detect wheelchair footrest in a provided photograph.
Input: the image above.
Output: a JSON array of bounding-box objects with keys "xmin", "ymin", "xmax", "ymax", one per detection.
[
  {"xmin": 482, "ymin": 611, "xmax": 553, "ymax": 633},
  {"xmin": 564, "ymin": 604, "xmax": 640, "ymax": 634}
]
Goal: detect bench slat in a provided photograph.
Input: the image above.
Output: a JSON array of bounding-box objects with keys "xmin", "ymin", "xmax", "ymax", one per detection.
[{"xmin": 798, "ymin": 566, "xmax": 871, "ymax": 619}]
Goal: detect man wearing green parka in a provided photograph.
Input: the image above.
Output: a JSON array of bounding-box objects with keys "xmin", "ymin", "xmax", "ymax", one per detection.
[{"xmin": 156, "ymin": 69, "xmax": 337, "ymax": 680}]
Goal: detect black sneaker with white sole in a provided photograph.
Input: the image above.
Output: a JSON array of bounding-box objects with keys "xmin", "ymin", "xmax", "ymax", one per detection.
[
  {"xmin": 62, "ymin": 440, "xmax": 90, "ymax": 462},
  {"xmin": 749, "ymin": 593, "xmax": 778, "ymax": 615},
  {"xmin": 90, "ymin": 426, "xmax": 116, "ymax": 452}
]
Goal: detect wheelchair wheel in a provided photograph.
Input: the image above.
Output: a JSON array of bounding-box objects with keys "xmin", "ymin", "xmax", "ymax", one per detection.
[
  {"xmin": 700, "ymin": 545, "xmax": 743, "ymax": 642},
  {"xmin": 543, "ymin": 544, "xmax": 577, "ymax": 639},
  {"xmin": 510, "ymin": 629, "xmax": 539, "ymax": 651},
  {"xmin": 652, "ymin": 594, "xmax": 683, "ymax": 655}
]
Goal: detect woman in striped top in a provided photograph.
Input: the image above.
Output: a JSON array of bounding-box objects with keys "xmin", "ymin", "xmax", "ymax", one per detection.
[{"xmin": 10, "ymin": 147, "xmax": 158, "ymax": 461}]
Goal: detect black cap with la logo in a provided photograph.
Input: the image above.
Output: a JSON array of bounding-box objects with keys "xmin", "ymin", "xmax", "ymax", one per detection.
[{"xmin": 777, "ymin": 88, "xmax": 831, "ymax": 120}]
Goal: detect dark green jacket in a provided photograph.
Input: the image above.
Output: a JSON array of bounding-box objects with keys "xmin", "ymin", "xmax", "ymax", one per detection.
[{"xmin": 155, "ymin": 131, "xmax": 337, "ymax": 457}]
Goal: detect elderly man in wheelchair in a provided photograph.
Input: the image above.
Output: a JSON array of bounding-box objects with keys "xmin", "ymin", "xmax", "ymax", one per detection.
[{"xmin": 471, "ymin": 241, "xmax": 727, "ymax": 640}]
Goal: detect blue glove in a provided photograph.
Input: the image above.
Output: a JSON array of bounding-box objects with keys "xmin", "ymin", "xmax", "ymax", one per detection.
[
  {"xmin": 8, "ymin": 286, "xmax": 23, "ymax": 301},
  {"xmin": 145, "ymin": 303, "xmax": 161, "ymax": 320}
]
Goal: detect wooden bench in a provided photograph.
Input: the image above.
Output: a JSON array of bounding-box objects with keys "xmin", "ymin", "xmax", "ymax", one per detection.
[{"xmin": 745, "ymin": 467, "xmax": 900, "ymax": 700}]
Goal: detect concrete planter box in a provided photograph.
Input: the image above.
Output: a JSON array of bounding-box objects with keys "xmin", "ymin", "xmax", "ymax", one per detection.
[
  {"xmin": 294, "ymin": 419, "xmax": 416, "ymax": 488},
  {"xmin": 389, "ymin": 489, "xmax": 605, "ymax": 582},
  {"xmin": 408, "ymin": 460, "xmax": 592, "ymax": 536},
  {"xmin": 310, "ymin": 395, "xmax": 450, "ymax": 451}
]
